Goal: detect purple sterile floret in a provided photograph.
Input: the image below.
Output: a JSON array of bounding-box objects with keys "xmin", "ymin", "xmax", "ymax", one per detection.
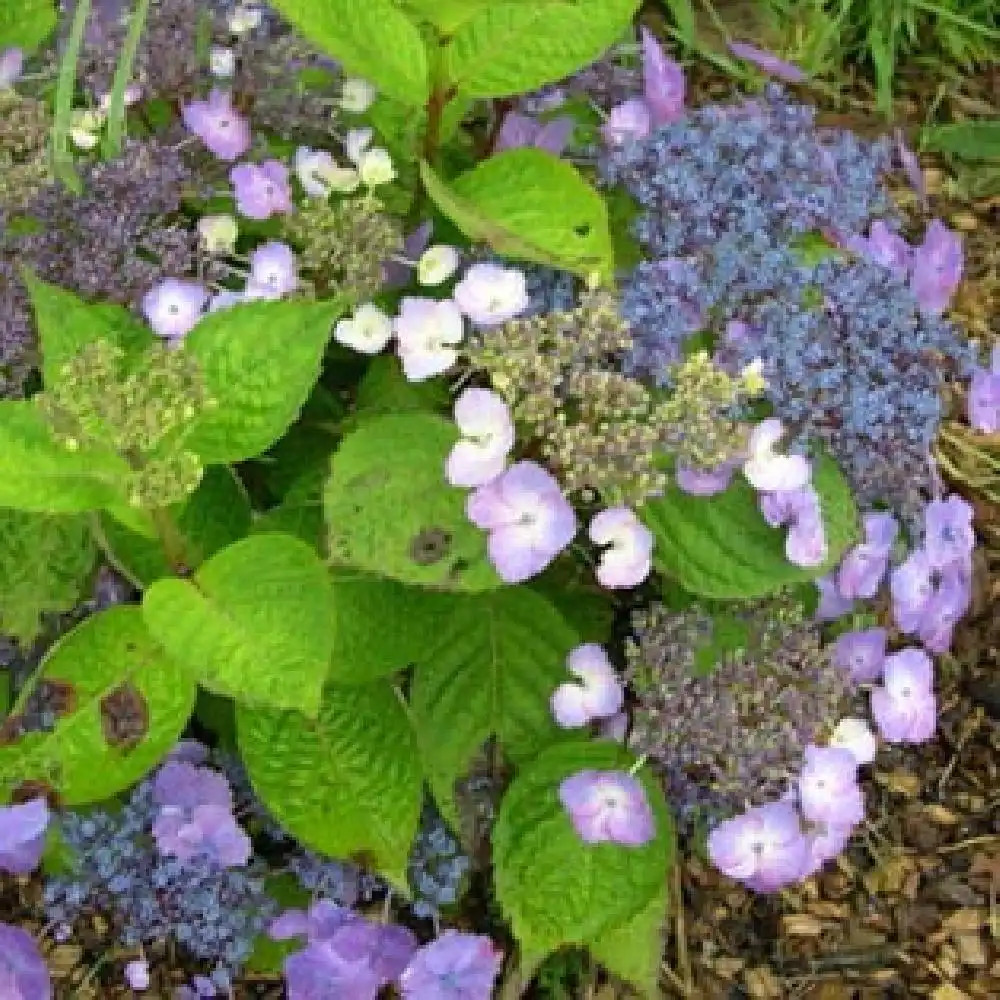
[
  {"xmin": 830, "ymin": 627, "xmax": 887, "ymax": 684},
  {"xmin": 727, "ymin": 40, "xmax": 807, "ymax": 83},
  {"xmin": 814, "ymin": 573, "xmax": 855, "ymax": 622},
  {"xmin": 922, "ymin": 495, "xmax": 975, "ymax": 570},
  {"xmin": 796, "ymin": 744, "xmax": 864, "ymax": 827},
  {"xmin": 466, "ymin": 461, "xmax": 577, "ymax": 583},
  {"xmin": 836, "ymin": 511, "xmax": 897, "ymax": 599},
  {"xmin": 153, "ymin": 761, "xmax": 233, "ymax": 811},
  {"xmin": 181, "ymin": 89, "xmax": 251, "ymax": 161},
  {"xmin": 230, "ymin": 160, "xmax": 293, "ymax": 220},
  {"xmin": 246, "ymin": 240, "xmax": 298, "ymax": 299},
  {"xmin": 494, "ymin": 111, "xmax": 575, "ymax": 156},
  {"xmin": 910, "ymin": 219, "xmax": 962, "ymax": 316},
  {"xmin": 399, "ymin": 930, "xmax": 502, "ymax": 1000},
  {"xmin": 0, "ymin": 922, "xmax": 52, "ymax": 1000},
  {"xmin": 869, "ymin": 648, "xmax": 936, "ymax": 743},
  {"xmin": 279, "ymin": 903, "xmax": 417, "ymax": 1000},
  {"xmin": 641, "ymin": 26, "xmax": 685, "ymax": 126},
  {"xmin": 676, "ymin": 461, "xmax": 736, "ymax": 496},
  {"xmin": 968, "ymin": 346, "xmax": 1000, "ymax": 433},
  {"xmin": 890, "ymin": 548, "xmax": 971, "ymax": 653},
  {"xmin": 0, "ymin": 47, "xmax": 23, "ymax": 87},
  {"xmin": 558, "ymin": 770, "xmax": 656, "ymax": 846},
  {"xmin": 0, "ymin": 796, "xmax": 49, "ymax": 875},
  {"xmin": 707, "ymin": 800, "xmax": 808, "ymax": 892}
]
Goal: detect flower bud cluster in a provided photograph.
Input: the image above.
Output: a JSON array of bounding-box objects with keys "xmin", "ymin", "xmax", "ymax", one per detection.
[
  {"xmin": 468, "ymin": 288, "xmax": 759, "ymax": 506},
  {"xmin": 0, "ymin": 90, "xmax": 51, "ymax": 209},
  {"xmin": 36, "ymin": 340, "xmax": 213, "ymax": 507},
  {"xmin": 626, "ymin": 594, "xmax": 853, "ymax": 824},
  {"xmin": 281, "ymin": 193, "xmax": 403, "ymax": 300}
]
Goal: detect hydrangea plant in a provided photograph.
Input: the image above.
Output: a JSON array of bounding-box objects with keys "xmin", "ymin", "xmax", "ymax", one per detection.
[{"xmin": 0, "ymin": 1, "xmax": 987, "ymax": 997}]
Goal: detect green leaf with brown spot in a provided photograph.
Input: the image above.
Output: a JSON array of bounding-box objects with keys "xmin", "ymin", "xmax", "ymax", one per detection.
[{"xmin": 0, "ymin": 606, "xmax": 195, "ymax": 804}]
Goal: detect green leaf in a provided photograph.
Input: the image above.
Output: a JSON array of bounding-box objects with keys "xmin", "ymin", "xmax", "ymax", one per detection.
[
  {"xmin": 421, "ymin": 151, "xmax": 613, "ymax": 281},
  {"xmin": 0, "ymin": 510, "xmax": 96, "ymax": 645},
  {"xmin": 328, "ymin": 571, "xmax": 456, "ymax": 684},
  {"xmin": 268, "ymin": 0, "xmax": 429, "ymax": 105},
  {"xmin": 493, "ymin": 740, "xmax": 673, "ymax": 957},
  {"xmin": 0, "ymin": 0, "xmax": 57, "ymax": 51},
  {"xmin": 252, "ymin": 494, "xmax": 326, "ymax": 553},
  {"xmin": 409, "ymin": 587, "xmax": 580, "ymax": 824},
  {"xmin": 396, "ymin": 0, "xmax": 502, "ymax": 33},
  {"xmin": 352, "ymin": 355, "xmax": 449, "ymax": 420},
  {"xmin": 661, "ymin": 0, "xmax": 696, "ymax": 45},
  {"xmin": 245, "ymin": 874, "xmax": 311, "ymax": 974},
  {"xmin": 238, "ymin": 680, "xmax": 423, "ymax": 888},
  {"xmin": 588, "ymin": 885, "xmax": 668, "ymax": 998},
  {"xmin": 184, "ymin": 298, "xmax": 347, "ymax": 465},
  {"xmin": 141, "ymin": 533, "xmax": 335, "ymax": 716},
  {"xmin": 324, "ymin": 412, "xmax": 500, "ymax": 591},
  {"xmin": 0, "ymin": 401, "xmax": 134, "ymax": 515},
  {"xmin": 640, "ymin": 454, "xmax": 859, "ymax": 599},
  {"xmin": 0, "ymin": 607, "xmax": 196, "ymax": 804},
  {"xmin": 97, "ymin": 466, "xmax": 252, "ymax": 587},
  {"xmin": 443, "ymin": 0, "xmax": 640, "ymax": 99},
  {"xmin": 920, "ymin": 120, "xmax": 1000, "ymax": 161},
  {"xmin": 21, "ymin": 272, "xmax": 155, "ymax": 389}
]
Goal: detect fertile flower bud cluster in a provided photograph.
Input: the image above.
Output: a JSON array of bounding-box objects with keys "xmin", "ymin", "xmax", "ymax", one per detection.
[
  {"xmin": 281, "ymin": 193, "xmax": 403, "ymax": 300},
  {"xmin": 626, "ymin": 595, "xmax": 853, "ymax": 824},
  {"xmin": 0, "ymin": 89, "xmax": 51, "ymax": 209},
  {"xmin": 467, "ymin": 287, "xmax": 759, "ymax": 506},
  {"xmin": 36, "ymin": 340, "xmax": 213, "ymax": 507}
]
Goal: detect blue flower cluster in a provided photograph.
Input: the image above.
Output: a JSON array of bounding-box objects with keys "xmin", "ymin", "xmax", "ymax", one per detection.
[
  {"xmin": 407, "ymin": 804, "xmax": 470, "ymax": 920},
  {"xmin": 42, "ymin": 779, "xmax": 276, "ymax": 981},
  {"xmin": 731, "ymin": 254, "xmax": 972, "ymax": 514},
  {"xmin": 600, "ymin": 84, "xmax": 969, "ymax": 512}
]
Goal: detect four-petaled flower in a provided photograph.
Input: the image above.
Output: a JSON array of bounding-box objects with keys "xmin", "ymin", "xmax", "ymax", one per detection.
[
  {"xmin": 550, "ymin": 643, "xmax": 623, "ymax": 728},
  {"xmin": 142, "ymin": 278, "xmax": 209, "ymax": 340},
  {"xmin": 334, "ymin": 303, "xmax": 393, "ymax": 355},
  {"xmin": 245, "ymin": 240, "xmax": 298, "ymax": 300},
  {"xmin": 393, "ymin": 297, "xmax": 464, "ymax": 381},
  {"xmin": 559, "ymin": 770, "xmax": 656, "ymax": 847},
  {"xmin": 588, "ymin": 507, "xmax": 653, "ymax": 588},
  {"xmin": 445, "ymin": 388, "xmax": 515, "ymax": 488},
  {"xmin": 743, "ymin": 419, "xmax": 811, "ymax": 493},
  {"xmin": 453, "ymin": 262, "xmax": 530, "ymax": 327},
  {"xmin": 869, "ymin": 648, "xmax": 937, "ymax": 743},
  {"xmin": 466, "ymin": 461, "xmax": 577, "ymax": 583},
  {"xmin": 181, "ymin": 89, "xmax": 251, "ymax": 161},
  {"xmin": 707, "ymin": 801, "xmax": 807, "ymax": 892},
  {"xmin": 230, "ymin": 160, "xmax": 292, "ymax": 220},
  {"xmin": 399, "ymin": 931, "xmax": 502, "ymax": 1000}
]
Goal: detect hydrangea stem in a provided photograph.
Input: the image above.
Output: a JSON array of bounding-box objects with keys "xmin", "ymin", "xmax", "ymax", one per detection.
[
  {"xmin": 51, "ymin": 0, "xmax": 91, "ymax": 194},
  {"xmin": 151, "ymin": 506, "xmax": 190, "ymax": 575},
  {"xmin": 496, "ymin": 950, "xmax": 542, "ymax": 1000},
  {"xmin": 101, "ymin": 0, "xmax": 152, "ymax": 159}
]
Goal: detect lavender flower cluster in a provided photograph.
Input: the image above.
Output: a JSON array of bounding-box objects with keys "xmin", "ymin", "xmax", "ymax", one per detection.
[{"xmin": 625, "ymin": 595, "xmax": 854, "ymax": 823}]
